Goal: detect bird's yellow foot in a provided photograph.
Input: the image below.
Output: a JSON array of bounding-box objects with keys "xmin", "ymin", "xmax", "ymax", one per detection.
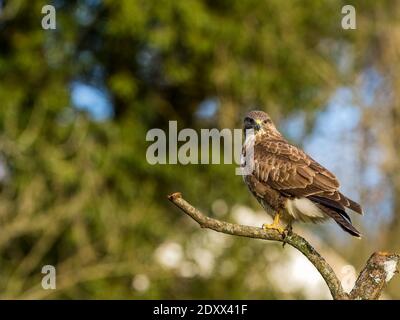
[
  {"xmin": 262, "ymin": 223, "xmax": 285, "ymax": 234},
  {"xmin": 262, "ymin": 212, "xmax": 284, "ymax": 233}
]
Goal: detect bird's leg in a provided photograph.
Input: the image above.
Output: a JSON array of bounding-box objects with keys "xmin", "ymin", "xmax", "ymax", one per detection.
[
  {"xmin": 262, "ymin": 212, "xmax": 284, "ymax": 234},
  {"xmin": 281, "ymin": 221, "xmax": 293, "ymax": 247},
  {"xmin": 283, "ymin": 220, "xmax": 293, "ymax": 237}
]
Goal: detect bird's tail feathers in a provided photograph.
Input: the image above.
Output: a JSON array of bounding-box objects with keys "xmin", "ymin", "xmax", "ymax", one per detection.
[
  {"xmin": 339, "ymin": 192, "xmax": 363, "ymax": 215},
  {"xmin": 316, "ymin": 204, "xmax": 362, "ymax": 238}
]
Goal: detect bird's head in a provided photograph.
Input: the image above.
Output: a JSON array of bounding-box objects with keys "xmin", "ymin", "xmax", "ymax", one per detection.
[{"xmin": 243, "ymin": 110, "xmax": 276, "ymax": 135}]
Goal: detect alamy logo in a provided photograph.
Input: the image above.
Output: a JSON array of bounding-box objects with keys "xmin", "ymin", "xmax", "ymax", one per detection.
[
  {"xmin": 146, "ymin": 121, "xmax": 255, "ymax": 175},
  {"xmin": 41, "ymin": 5, "xmax": 56, "ymax": 30},
  {"xmin": 41, "ymin": 265, "xmax": 56, "ymax": 290},
  {"xmin": 341, "ymin": 5, "xmax": 356, "ymax": 30}
]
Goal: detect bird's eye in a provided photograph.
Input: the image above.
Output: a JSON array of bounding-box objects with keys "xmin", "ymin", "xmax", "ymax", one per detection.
[{"xmin": 263, "ymin": 119, "xmax": 270, "ymax": 124}]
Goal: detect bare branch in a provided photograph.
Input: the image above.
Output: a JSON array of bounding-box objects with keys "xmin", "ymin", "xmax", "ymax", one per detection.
[
  {"xmin": 168, "ymin": 192, "xmax": 399, "ymax": 300},
  {"xmin": 168, "ymin": 192, "xmax": 348, "ymax": 299},
  {"xmin": 350, "ymin": 252, "xmax": 400, "ymax": 300}
]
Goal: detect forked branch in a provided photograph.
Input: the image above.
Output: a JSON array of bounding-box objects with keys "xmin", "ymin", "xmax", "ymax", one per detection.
[{"xmin": 168, "ymin": 192, "xmax": 399, "ymax": 300}]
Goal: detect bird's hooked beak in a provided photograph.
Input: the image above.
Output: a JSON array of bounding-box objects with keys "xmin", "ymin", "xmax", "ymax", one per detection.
[
  {"xmin": 244, "ymin": 117, "xmax": 263, "ymax": 132},
  {"xmin": 254, "ymin": 119, "xmax": 262, "ymax": 131}
]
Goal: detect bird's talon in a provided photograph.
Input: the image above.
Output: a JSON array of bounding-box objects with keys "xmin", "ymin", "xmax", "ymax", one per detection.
[
  {"xmin": 282, "ymin": 229, "xmax": 289, "ymax": 239},
  {"xmin": 284, "ymin": 224, "xmax": 293, "ymax": 237},
  {"xmin": 262, "ymin": 212, "xmax": 284, "ymax": 233},
  {"xmin": 262, "ymin": 223, "xmax": 285, "ymax": 234}
]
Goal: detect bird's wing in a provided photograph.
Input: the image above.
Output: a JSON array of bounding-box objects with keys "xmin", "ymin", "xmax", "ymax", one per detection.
[{"xmin": 253, "ymin": 139, "xmax": 362, "ymax": 215}]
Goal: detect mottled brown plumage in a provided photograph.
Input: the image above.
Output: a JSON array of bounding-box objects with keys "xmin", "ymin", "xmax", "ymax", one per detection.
[{"xmin": 242, "ymin": 110, "xmax": 363, "ymax": 237}]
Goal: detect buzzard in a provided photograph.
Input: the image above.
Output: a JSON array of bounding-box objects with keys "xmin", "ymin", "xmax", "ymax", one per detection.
[{"xmin": 242, "ymin": 110, "xmax": 363, "ymax": 237}]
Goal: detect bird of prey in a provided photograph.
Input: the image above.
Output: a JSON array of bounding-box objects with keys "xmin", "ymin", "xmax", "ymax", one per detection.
[{"xmin": 241, "ymin": 110, "xmax": 363, "ymax": 237}]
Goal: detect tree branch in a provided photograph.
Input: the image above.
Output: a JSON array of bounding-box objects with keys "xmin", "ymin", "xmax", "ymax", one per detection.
[
  {"xmin": 350, "ymin": 252, "xmax": 400, "ymax": 300},
  {"xmin": 168, "ymin": 192, "xmax": 399, "ymax": 300}
]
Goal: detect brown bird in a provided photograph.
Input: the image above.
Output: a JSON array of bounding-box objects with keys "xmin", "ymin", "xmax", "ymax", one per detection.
[{"xmin": 241, "ymin": 110, "xmax": 363, "ymax": 237}]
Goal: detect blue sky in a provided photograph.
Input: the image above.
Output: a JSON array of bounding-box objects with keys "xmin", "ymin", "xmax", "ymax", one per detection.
[{"xmin": 71, "ymin": 81, "xmax": 113, "ymax": 121}]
